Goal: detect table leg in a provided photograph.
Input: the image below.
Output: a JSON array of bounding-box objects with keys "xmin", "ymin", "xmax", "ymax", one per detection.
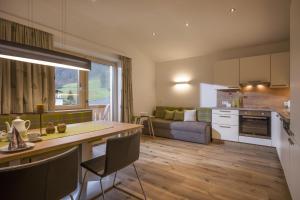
[
  {"xmin": 79, "ymin": 142, "xmax": 93, "ymax": 183},
  {"xmin": 149, "ymin": 118, "xmax": 155, "ymax": 137},
  {"xmin": 147, "ymin": 118, "xmax": 152, "ymax": 136}
]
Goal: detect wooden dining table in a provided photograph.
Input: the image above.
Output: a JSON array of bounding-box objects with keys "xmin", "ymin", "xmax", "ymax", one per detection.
[
  {"xmin": 0, "ymin": 121, "xmax": 142, "ymax": 165},
  {"xmin": 0, "ymin": 120, "xmax": 143, "ymax": 199}
]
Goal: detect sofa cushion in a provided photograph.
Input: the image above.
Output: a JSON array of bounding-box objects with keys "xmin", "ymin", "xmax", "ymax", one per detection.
[
  {"xmin": 149, "ymin": 118, "xmax": 209, "ymax": 133},
  {"xmin": 173, "ymin": 110, "xmax": 184, "ymax": 121},
  {"xmin": 164, "ymin": 110, "xmax": 175, "ymax": 120},
  {"xmin": 154, "ymin": 106, "xmax": 193, "ymax": 118},
  {"xmin": 151, "ymin": 118, "xmax": 172, "ymax": 129},
  {"xmin": 155, "ymin": 107, "xmax": 166, "ymax": 118},
  {"xmin": 171, "ymin": 121, "xmax": 209, "ymax": 133},
  {"xmin": 196, "ymin": 107, "xmax": 212, "ymax": 123},
  {"xmin": 184, "ymin": 110, "xmax": 196, "ymax": 121}
]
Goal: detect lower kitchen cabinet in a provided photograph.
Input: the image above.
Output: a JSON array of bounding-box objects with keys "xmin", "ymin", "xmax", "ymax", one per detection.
[
  {"xmin": 212, "ymin": 124, "xmax": 239, "ymax": 141},
  {"xmin": 280, "ymin": 126, "xmax": 290, "ymax": 179},
  {"xmin": 271, "ymin": 112, "xmax": 281, "ymax": 148},
  {"xmin": 212, "ymin": 109, "xmax": 239, "ymax": 142},
  {"xmin": 239, "ymin": 136, "xmax": 272, "ymax": 146},
  {"xmin": 290, "ymin": 138, "xmax": 300, "ymax": 200},
  {"xmin": 274, "ymin": 115, "xmax": 300, "ymax": 200}
]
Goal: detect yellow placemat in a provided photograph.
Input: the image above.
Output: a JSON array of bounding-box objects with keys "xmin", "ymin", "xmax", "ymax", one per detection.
[{"xmin": 0, "ymin": 122, "xmax": 113, "ymax": 148}]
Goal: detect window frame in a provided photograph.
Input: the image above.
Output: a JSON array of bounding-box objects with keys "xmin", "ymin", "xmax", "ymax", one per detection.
[
  {"xmin": 54, "ymin": 69, "xmax": 86, "ymax": 110},
  {"xmin": 53, "ymin": 48, "xmax": 120, "ymax": 120}
]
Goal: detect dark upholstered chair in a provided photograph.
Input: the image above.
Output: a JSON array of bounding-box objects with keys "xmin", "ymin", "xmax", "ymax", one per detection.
[
  {"xmin": 79, "ymin": 133, "xmax": 146, "ymax": 200},
  {"xmin": 0, "ymin": 147, "xmax": 78, "ymax": 200}
]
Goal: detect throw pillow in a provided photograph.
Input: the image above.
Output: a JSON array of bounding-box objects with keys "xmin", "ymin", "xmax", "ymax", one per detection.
[
  {"xmin": 184, "ymin": 110, "xmax": 196, "ymax": 121},
  {"xmin": 197, "ymin": 107, "xmax": 212, "ymax": 122},
  {"xmin": 173, "ymin": 110, "xmax": 184, "ymax": 121},
  {"xmin": 155, "ymin": 108, "xmax": 166, "ymax": 118},
  {"xmin": 164, "ymin": 110, "xmax": 175, "ymax": 120}
]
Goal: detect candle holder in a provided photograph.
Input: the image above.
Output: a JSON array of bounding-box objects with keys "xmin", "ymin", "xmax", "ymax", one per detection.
[{"xmin": 36, "ymin": 104, "xmax": 45, "ymax": 135}]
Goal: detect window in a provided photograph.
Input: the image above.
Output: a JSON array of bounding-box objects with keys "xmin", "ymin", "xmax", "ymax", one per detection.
[
  {"xmin": 88, "ymin": 63, "xmax": 113, "ymax": 106},
  {"xmin": 55, "ymin": 68, "xmax": 80, "ymax": 106},
  {"xmin": 88, "ymin": 62, "xmax": 121, "ymax": 121}
]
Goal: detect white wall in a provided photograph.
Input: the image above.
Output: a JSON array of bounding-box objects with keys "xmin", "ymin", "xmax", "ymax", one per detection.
[
  {"xmin": 155, "ymin": 41, "xmax": 290, "ymax": 107},
  {"xmin": 0, "ymin": 0, "xmax": 156, "ymax": 115}
]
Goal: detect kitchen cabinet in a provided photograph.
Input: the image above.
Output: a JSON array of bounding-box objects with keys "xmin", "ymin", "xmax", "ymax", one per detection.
[
  {"xmin": 212, "ymin": 109, "xmax": 239, "ymax": 142},
  {"xmin": 240, "ymin": 55, "xmax": 270, "ymax": 83},
  {"xmin": 276, "ymin": 116, "xmax": 300, "ymax": 200},
  {"xmin": 213, "ymin": 59, "xmax": 240, "ymax": 88},
  {"xmin": 280, "ymin": 125, "xmax": 290, "ymax": 177},
  {"xmin": 290, "ymin": 137, "xmax": 300, "ymax": 200},
  {"xmin": 271, "ymin": 112, "xmax": 281, "ymax": 148},
  {"xmin": 239, "ymin": 136, "xmax": 272, "ymax": 146},
  {"xmin": 270, "ymin": 52, "xmax": 290, "ymax": 88}
]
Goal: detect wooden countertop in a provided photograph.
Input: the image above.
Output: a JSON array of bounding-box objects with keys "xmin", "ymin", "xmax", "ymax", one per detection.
[{"xmin": 0, "ymin": 121, "xmax": 142, "ymax": 164}]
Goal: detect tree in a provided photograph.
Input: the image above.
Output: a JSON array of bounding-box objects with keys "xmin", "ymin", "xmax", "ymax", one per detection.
[{"xmin": 67, "ymin": 90, "xmax": 74, "ymax": 104}]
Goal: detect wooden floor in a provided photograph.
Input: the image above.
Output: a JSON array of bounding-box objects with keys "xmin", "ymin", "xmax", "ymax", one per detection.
[{"xmin": 93, "ymin": 136, "xmax": 291, "ymax": 200}]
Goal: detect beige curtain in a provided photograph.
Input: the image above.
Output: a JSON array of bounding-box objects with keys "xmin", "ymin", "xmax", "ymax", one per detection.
[
  {"xmin": 0, "ymin": 18, "xmax": 55, "ymax": 114},
  {"xmin": 120, "ymin": 56, "xmax": 134, "ymax": 123}
]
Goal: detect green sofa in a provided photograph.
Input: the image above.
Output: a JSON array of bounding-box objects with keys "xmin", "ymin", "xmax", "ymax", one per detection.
[{"xmin": 143, "ymin": 106, "xmax": 212, "ymax": 144}]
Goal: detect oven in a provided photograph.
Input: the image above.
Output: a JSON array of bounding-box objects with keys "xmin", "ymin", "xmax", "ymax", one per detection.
[{"xmin": 239, "ymin": 110, "xmax": 271, "ymax": 139}]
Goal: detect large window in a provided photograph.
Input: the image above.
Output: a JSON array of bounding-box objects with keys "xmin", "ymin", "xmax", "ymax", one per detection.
[
  {"xmin": 54, "ymin": 59, "xmax": 121, "ymax": 121},
  {"xmin": 88, "ymin": 63, "xmax": 112, "ymax": 106},
  {"xmin": 88, "ymin": 62, "xmax": 122, "ymax": 121},
  {"xmin": 55, "ymin": 68, "xmax": 80, "ymax": 106}
]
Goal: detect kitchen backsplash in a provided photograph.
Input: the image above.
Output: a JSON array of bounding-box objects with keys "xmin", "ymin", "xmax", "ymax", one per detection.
[{"xmin": 217, "ymin": 87, "xmax": 290, "ymax": 109}]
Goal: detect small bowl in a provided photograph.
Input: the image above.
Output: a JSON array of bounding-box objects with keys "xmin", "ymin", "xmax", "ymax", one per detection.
[{"xmin": 57, "ymin": 123, "xmax": 67, "ymax": 133}]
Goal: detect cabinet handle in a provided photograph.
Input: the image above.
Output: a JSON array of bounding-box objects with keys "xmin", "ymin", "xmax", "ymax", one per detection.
[
  {"xmin": 220, "ymin": 125, "xmax": 231, "ymax": 128},
  {"xmin": 220, "ymin": 116, "xmax": 231, "ymax": 118},
  {"xmin": 220, "ymin": 110, "xmax": 231, "ymax": 113},
  {"xmin": 288, "ymin": 138, "xmax": 294, "ymax": 146},
  {"xmin": 271, "ymin": 84, "xmax": 288, "ymax": 87}
]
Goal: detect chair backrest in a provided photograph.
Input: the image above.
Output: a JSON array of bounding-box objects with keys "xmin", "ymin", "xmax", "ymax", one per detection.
[
  {"xmin": 104, "ymin": 133, "xmax": 140, "ymax": 176},
  {"xmin": 101, "ymin": 104, "xmax": 110, "ymax": 121},
  {"xmin": 91, "ymin": 105, "xmax": 104, "ymax": 121},
  {"xmin": 0, "ymin": 147, "xmax": 78, "ymax": 200}
]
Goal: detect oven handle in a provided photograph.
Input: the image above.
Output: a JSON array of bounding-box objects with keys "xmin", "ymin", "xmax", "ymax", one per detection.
[{"xmin": 241, "ymin": 116, "xmax": 268, "ymax": 120}]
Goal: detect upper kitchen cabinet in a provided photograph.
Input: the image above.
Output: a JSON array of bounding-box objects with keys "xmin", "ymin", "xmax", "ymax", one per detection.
[
  {"xmin": 240, "ymin": 55, "xmax": 271, "ymax": 83},
  {"xmin": 270, "ymin": 52, "xmax": 290, "ymax": 88},
  {"xmin": 213, "ymin": 58, "xmax": 239, "ymax": 88}
]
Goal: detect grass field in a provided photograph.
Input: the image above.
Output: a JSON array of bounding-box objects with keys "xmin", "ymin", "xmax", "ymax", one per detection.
[{"xmin": 57, "ymin": 79, "xmax": 110, "ymax": 104}]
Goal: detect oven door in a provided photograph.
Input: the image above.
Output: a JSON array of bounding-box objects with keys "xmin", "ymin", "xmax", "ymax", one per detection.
[{"xmin": 240, "ymin": 116, "xmax": 271, "ymax": 138}]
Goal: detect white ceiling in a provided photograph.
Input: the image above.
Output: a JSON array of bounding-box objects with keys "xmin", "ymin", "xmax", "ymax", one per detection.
[{"xmin": 1, "ymin": 0, "xmax": 290, "ymax": 62}]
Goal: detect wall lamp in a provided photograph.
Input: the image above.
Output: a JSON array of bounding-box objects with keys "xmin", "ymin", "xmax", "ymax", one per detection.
[
  {"xmin": 174, "ymin": 81, "xmax": 191, "ymax": 85},
  {"xmin": 0, "ymin": 39, "xmax": 91, "ymax": 71}
]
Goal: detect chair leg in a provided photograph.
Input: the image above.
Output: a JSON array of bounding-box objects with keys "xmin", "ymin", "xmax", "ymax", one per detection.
[
  {"xmin": 100, "ymin": 178, "xmax": 105, "ymax": 200},
  {"xmin": 113, "ymin": 171, "xmax": 118, "ymax": 187},
  {"xmin": 133, "ymin": 163, "xmax": 147, "ymax": 200},
  {"xmin": 78, "ymin": 170, "xmax": 88, "ymax": 200}
]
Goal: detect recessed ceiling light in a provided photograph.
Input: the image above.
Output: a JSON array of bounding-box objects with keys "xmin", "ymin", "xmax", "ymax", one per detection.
[
  {"xmin": 185, "ymin": 22, "xmax": 189, "ymax": 27},
  {"xmin": 152, "ymin": 32, "xmax": 157, "ymax": 36},
  {"xmin": 230, "ymin": 8, "xmax": 236, "ymax": 13}
]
